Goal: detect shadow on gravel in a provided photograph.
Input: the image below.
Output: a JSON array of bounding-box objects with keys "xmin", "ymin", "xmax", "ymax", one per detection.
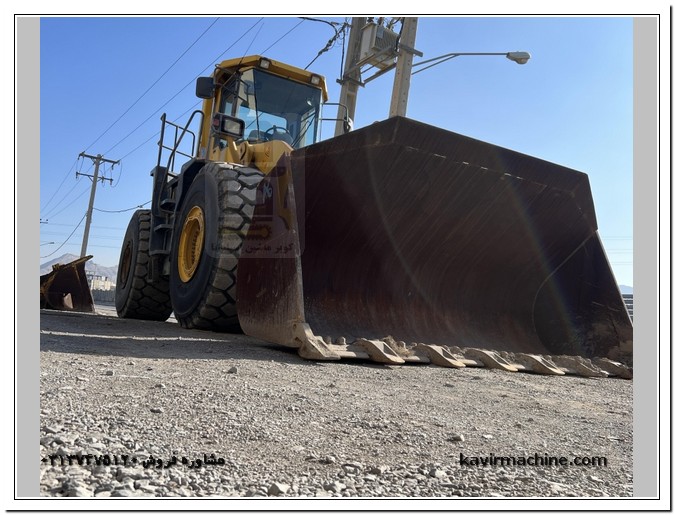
[{"xmin": 39, "ymin": 310, "xmax": 323, "ymax": 367}]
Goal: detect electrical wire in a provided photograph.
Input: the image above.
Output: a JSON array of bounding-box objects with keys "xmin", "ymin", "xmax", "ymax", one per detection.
[
  {"xmin": 234, "ymin": 20, "xmax": 265, "ymax": 72},
  {"xmin": 41, "ymin": 158, "xmax": 93, "ymax": 219},
  {"xmin": 299, "ymin": 16, "xmax": 340, "ymax": 30},
  {"xmin": 110, "ymin": 160, "xmax": 122, "ymax": 188},
  {"xmin": 51, "ymin": 16, "xmax": 298, "ymax": 223},
  {"xmin": 43, "ymin": 18, "xmax": 266, "ymax": 229},
  {"xmin": 260, "ymin": 18, "xmax": 304, "ymax": 54},
  {"xmin": 40, "ymin": 213, "xmax": 87, "ymax": 259},
  {"xmin": 340, "ymin": 17, "xmax": 347, "ymax": 78},
  {"xmin": 83, "ymin": 17, "xmax": 221, "ymax": 153},
  {"xmin": 103, "ymin": 19, "xmax": 264, "ymax": 157},
  {"xmin": 117, "ymin": 99, "xmax": 203, "ymax": 162},
  {"xmin": 40, "ymin": 157, "xmax": 80, "ymax": 214},
  {"xmin": 304, "ymin": 21, "xmax": 348, "ymax": 70},
  {"xmin": 41, "ymin": 231, "xmax": 122, "ymax": 241},
  {"xmin": 42, "ymin": 222, "xmax": 125, "ymax": 231},
  {"xmin": 206, "ymin": 18, "xmax": 264, "ymax": 69},
  {"xmin": 93, "ymin": 200, "xmax": 151, "ymax": 214},
  {"xmin": 41, "ymin": 175, "xmax": 89, "ymax": 220},
  {"xmin": 45, "ymin": 186, "xmax": 92, "ymax": 220}
]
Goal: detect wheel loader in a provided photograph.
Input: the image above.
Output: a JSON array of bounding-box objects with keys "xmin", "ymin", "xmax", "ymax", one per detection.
[{"xmin": 115, "ymin": 55, "xmax": 633, "ymax": 378}]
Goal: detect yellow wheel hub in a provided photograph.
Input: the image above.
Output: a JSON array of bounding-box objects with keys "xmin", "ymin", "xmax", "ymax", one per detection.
[
  {"xmin": 119, "ymin": 241, "xmax": 132, "ymax": 288},
  {"xmin": 177, "ymin": 206, "xmax": 205, "ymax": 283}
]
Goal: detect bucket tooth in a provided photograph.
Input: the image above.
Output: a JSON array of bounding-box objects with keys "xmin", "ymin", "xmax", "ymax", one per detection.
[
  {"xmin": 549, "ymin": 356, "xmax": 608, "ymax": 378},
  {"xmin": 513, "ymin": 353, "xmax": 566, "ymax": 375},
  {"xmin": 294, "ymin": 323, "xmax": 341, "ymax": 361},
  {"xmin": 463, "ymin": 349, "xmax": 519, "ymax": 373},
  {"xmin": 592, "ymin": 358, "xmax": 633, "ymax": 379},
  {"xmin": 414, "ymin": 344, "xmax": 467, "ymax": 368},
  {"xmin": 354, "ymin": 339, "xmax": 406, "ymax": 365}
]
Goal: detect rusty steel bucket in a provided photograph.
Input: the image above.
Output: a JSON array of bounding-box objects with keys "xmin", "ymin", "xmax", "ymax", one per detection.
[
  {"xmin": 40, "ymin": 255, "xmax": 95, "ymax": 312},
  {"xmin": 236, "ymin": 117, "xmax": 632, "ymax": 368}
]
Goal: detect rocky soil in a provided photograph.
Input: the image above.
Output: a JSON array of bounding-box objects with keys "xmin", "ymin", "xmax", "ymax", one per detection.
[{"xmin": 39, "ymin": 306, "xmax": 633, "ymax": 499}]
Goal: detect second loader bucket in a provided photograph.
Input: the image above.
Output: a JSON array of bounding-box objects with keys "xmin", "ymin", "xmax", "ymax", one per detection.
[
  {"xmin": 237, "ymin": 117, "xmax": 632, "ymax": 377},
  {"xmin": 40, "ymin": 255, "xmax": 95, "ymax": 312}
]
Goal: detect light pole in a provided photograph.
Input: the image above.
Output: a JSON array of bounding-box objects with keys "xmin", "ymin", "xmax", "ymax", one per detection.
[
  {"xmin": 336, "ymin": 16, "xmax": 531, "ymax": 124},
  {"xmin": 411, "ymin": 51, "xmax": 531, "ymax": 76},
  {"xmin": 387, "ymin": 50, "xmax": 530, "ymax": 118}
]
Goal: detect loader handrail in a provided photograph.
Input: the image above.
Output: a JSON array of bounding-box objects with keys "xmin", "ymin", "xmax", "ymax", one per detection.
[{"xmin": 157, "ymin": 111, "xmax": 205, "ymax": 174}]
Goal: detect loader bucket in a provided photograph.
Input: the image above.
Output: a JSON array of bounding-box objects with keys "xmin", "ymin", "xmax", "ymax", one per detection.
[
  {"xmin": 237, "ymin": 117, "xmax": 632, "ymax": 376},
  {"xmin": 40, "ymin": 255, "xmax": 95, "ymax": 312}
]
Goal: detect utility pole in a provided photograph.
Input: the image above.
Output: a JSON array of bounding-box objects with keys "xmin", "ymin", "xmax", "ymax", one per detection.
[
  {"xmin": 334, "ymin": 17, "xmax": 367, "ymax": 137},
  {"xmin": 77, "ymin": 152, "xmax": 118, "ymax": 257},
  {"xmin": 335, "ymin": 17, "xmax": 421, "ymax": 134},
  {"xmin": 389, "ymin": 17, "xmax": 418, "ymax": 118}
]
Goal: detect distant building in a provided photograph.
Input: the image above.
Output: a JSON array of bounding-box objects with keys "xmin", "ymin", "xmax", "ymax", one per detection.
[
  {"xmin": 87, "ymin": 274, "xmax": 115, "ymax": 291},
  {"xmin": 622, "ymin": 293, "xmax": 633, "ymax": 321}
]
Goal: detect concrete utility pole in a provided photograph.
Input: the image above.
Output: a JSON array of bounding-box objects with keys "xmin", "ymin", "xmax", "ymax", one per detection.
[
  {"xmin": 389, "ymin": 17, "xmax": 418, "ymax": 118},
  {"xmin": 78, "ymin": 152, "xmax": 118, "ymax": 257},
  {"xmin": 334, "ymin": 17, "xmax": 367, "ymax": 137}
]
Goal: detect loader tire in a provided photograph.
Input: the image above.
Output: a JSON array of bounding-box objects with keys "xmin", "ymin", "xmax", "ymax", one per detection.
[
  {"xmin": 169, "ymin": 163, "xmax": 263, "ymax": 331},
  {"xmin": 115, "ymin": 209, "xmax": 173, "ymax": 321}
]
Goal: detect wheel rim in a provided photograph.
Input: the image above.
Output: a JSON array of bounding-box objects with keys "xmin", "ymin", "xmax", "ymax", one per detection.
[
  {"xmin": 119, "ymin": 241, "xmax": 132, "ymax": 288},
  {"xmin": 178, "ymin": 206, "xmax": 205, "ymax": 283}
]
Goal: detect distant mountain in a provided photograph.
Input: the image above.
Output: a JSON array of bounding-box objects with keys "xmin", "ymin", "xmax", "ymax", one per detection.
[
  {"xmin": 40, "ymin": 253, "xmax": 118, "ymax": 280},
  {"xmin": 619, "ymin": 285, "xmax": 633, "ymax": 294}
]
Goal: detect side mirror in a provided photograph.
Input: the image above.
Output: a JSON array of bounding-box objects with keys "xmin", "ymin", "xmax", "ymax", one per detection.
[
  {"xmin": 196, "ymin": 77, "xmax": 215, "ymax": 99},
  {"xmin": 343, "ymin": 117, "xmax": 353, "ymax": 134}
]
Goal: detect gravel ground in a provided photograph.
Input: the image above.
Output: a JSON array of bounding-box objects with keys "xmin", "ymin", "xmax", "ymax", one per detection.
[{"xmin": 39, "ymin": 305, "xmax": 633, "ymax": 499}]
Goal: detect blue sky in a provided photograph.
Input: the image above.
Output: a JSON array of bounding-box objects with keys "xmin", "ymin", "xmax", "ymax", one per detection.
[{"xmin": 38, "ymin": 16, "xmax": 633, "ymax": 286}]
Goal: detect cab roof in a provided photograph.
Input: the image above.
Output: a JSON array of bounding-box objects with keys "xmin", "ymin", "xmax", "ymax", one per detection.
[{"xmin": 214, "ymin": 55, "xmax": 328, "ymax": 102}]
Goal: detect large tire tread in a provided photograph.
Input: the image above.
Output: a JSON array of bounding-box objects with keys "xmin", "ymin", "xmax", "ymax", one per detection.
[
  {"xmin": 115, "ymin": 210, "xmax": 173, "ymax": 321},
  {"xmin": 173, "ymin": 163, "xmax": 263, "ymax": 331}
]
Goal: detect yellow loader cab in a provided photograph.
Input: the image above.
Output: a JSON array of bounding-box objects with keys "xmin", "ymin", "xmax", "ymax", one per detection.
[{"xmin": 196, "ymin": 55, "xmax": 329, "ymax": 173}]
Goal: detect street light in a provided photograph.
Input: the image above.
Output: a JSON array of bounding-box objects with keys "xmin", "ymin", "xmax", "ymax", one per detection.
[
  {"xmin": 506, "ymin": 52, "xmax": 531, "ymax": 64},
  {"xmin": 411, "ymin": 51, "xmax": 531, "ymax": 75}
]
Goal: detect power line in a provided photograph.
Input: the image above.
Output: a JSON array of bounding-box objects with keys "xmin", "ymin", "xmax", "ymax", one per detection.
[
  {"xmin": 63, "ymin": 14, "xmax": 295, "ymax": 210},
  {"xmin": 40, "ymin": 157, "xmax": 80, "ymax": 213},
  {"xmin": 41, "ymin": 222, "xmax": 126, "ymax": 231},
  {"xmin": 43, "ymin": 18, "xmax": 269, "ymax": 230},
  {"xmin": 260, "ymin": 18, "xmax": 304, "ymax": 54},
  {"xmin": 41, "ymin": 159, "xmax": 95, "ymax": 219},
  {"xmin": 340, "ymin": 18, "xmax": 347, "ymax": 78},
  {"xmin": 42, "ymin": 179, "xmax": 90, "ymax": 220},
  {"xmin": 299, "ymin": 16, "xmax": 341, "ymax": 30},
  {"xmin": 102, "ymin": 160, "xmax": 123, "ymax": 188},
  {"xmin": 94, "ymin": 200, "xmax": 151, "ymax": 214},
  {"xmin": 103, "ymin": 18, "xmax": 265, "ymax": 157},
  {"xmin": 83, "ymin": 17, "xmax": 221, "ymax": 153},
  {"xmin": 206, "ymin": 18, "xmax": 264, "ymax": 69},
  {"xmin": 117, "ymin": 100, "xmax": 203, "ymax": 162},
  {"xmin": 41, "ymin": 231, "xmax": 123, "ymax": 241},
  {"xmin": 244, "ymin": 20, "xmax": 265, "ymax": 55},
  {"xmin": 40, "ymin": 213, "xmax": 87, "ymax": 259},
  {"xmin": 304, "ymin": 20, "xmax": 349, "ymax": 70}
]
